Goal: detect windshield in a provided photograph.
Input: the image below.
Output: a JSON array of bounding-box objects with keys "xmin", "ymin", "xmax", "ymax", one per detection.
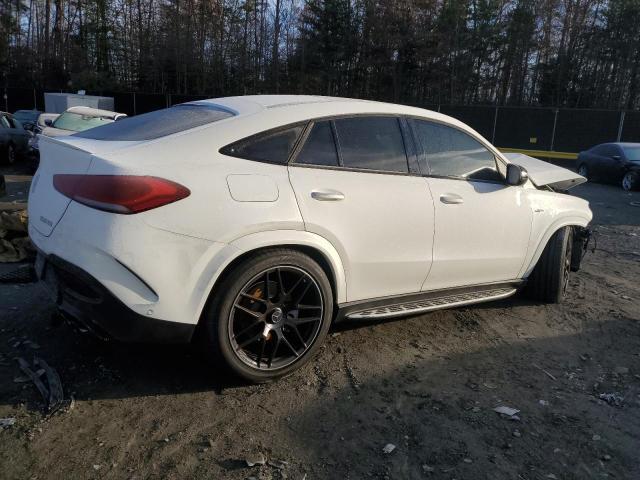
[
  {"xmin": 622, "ymin": 146, "xmax": 640, "ymax": 161},
  {"xmin": 52, "ymin": 112, "xmax": 114, "ymax": 132}
]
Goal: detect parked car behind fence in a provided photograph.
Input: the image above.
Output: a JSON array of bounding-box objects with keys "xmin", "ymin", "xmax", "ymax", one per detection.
[
  {"xmin": 1, "ymin": 112, "xmax": 32, "ymax": 164},
  {"xmin": 577, "ymin": 142, "xmax": 640, "ymax": 191}
]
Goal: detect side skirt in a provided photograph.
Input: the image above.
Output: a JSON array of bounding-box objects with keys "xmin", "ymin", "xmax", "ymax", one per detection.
[{"xmin": 335, "ymin": 281, "xmax": 524, "ymax": 322}]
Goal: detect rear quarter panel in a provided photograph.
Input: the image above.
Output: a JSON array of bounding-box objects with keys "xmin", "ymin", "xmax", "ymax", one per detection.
[{"xmin": 88, "ymin": 132, "xmax": 305, "ymax": 243}]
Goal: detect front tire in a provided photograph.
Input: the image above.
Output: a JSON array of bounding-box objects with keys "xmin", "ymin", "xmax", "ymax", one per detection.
[
  {"xmin": 5, "ymin": 144, "xmax": 16, "ymax": 164},
  {"xmin": 201, "ymin": 249, "xmax": 333, "ymax": 383},
  {"xmin": 526, "ymin": 227, "xmax": 573, "ymax": 303},
  {"xmin": 622, "ymin": 171, "xmax": 639, "ymax": 191}
]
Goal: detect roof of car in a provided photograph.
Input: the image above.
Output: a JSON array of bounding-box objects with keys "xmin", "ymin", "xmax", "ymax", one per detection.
[
  {"xmin": 195, "ymin": 95, "xmax": 358, "ymax": 110},
  {"xmin": 188, "ymin": 95, "xmax": 461, "ymax": 131},
  {"xmin": 65, "ymin": 106, "xmax": 124, "ymax": 118}
]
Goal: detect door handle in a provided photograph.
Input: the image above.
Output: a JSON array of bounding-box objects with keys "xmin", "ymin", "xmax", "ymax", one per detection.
[
  {"xmin": 440, "ymin": 193, "xmax": 464, "ymax": 204},
  {"xmin": 311, "ymin": 190, "xmax": 345, "ymax": 201}
]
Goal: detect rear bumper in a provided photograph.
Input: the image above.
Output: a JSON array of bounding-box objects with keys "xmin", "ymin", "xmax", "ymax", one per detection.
[{"xmin": 38, "ymin": 253, "xmax": 195, "ymax": 343}]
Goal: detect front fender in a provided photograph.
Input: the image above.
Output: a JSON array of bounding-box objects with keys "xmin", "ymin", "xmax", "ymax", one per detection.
[
  {"xmin": 519, "ymin": 190, "xmax": 592, "ymax": 278},
  {"xmin": 520, "ymin": 215, "xmax": 591, "ymax": 278}
]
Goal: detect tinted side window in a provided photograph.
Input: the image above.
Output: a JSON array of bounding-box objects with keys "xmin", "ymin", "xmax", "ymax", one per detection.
[
  {"xmin": 592, "ymin": 144, "xmax": 620, "ymax": 157},
  {"xmin": 222, "ymin": 125, "xmax": 305, "ymax": 164},
  {"xmin": 412, "ymin": 120, "xmax": 500, "ymax": 182},
  {"xmin": 604, "ymin": 145, "xmax": 620, "ymax": 157},
  {"xmin": 295, "ymin": 121, "xmax": 339, "ymax": 167},
  {"xmin": 334, "ymin": 117, "xmax": 408, "ymax": 173}
]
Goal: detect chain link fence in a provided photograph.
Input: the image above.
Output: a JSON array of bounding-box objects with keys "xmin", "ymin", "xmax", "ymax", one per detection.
[{"xmin": 4, "ymin": 87, "xmax": 638, "ymax": 155}]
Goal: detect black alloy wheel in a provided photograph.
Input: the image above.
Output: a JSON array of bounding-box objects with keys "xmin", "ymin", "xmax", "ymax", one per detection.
[
  {"xmin": 201, "ymin": 248, "xmax": 333, "ymax": 383},
  {"xmin": 228, "ymin": 266, "xmax": 324, "ymax": 370}
]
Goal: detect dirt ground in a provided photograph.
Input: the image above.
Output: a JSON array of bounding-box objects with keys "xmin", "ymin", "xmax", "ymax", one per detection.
[{"xmin": 0, "ymin": 167, "xmax": 639, "ymax": 480}]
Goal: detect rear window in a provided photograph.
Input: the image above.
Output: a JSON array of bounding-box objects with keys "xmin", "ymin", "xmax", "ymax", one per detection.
[{"xmin": 74, "ymin": 104, "xmax": 234, "ymax": 141}]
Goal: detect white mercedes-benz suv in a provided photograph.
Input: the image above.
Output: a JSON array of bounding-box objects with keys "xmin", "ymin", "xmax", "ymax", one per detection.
[{"xmin": 28, "ymin": 95, "xmax": 592, "ymax": 382}]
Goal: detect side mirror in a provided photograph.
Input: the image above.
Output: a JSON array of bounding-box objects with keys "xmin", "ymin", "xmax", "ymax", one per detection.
[
  {"xmin": 44, "ymin": 118, "xmax": 53, "ymax": 126},
  {"xmin": 506, "ymin": 164, "xmax": 529, "ymax": 186}
]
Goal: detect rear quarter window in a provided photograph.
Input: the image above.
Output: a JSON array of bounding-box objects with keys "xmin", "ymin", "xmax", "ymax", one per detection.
[
  {"xmin": 220, "ymin": 124, "xmax": 306, "ymax": 164},
  {"xmin": 73, "ymin": 104, "xmax": 235, "ymax": 140}
]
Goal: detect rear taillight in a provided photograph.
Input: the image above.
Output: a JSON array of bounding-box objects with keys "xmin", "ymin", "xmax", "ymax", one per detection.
[{"xmin": 53, "ymin": 175, "xmax": 190, "ymax": 214}]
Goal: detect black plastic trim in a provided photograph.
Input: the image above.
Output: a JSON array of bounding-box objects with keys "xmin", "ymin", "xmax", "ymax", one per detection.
[{"xmin": 42, "ymin": 254, "xmax": 195, "ymax": 343}]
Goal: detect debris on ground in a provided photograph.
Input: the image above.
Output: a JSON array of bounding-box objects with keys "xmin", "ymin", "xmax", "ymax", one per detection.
[
  {"xmin": 532, "ymin": 363, "xmax": 557, "ymax": 380},
  {"xmin": 14, "ymin": 368, "xmax": 44, "ymax": 383},
  {"xmin": 493, "ymin": 405, "xmax": 520, "ymax": 417},
  {"xmin": 0, "ymin": 263, "xmax": 36, "ymax": 283},
  {"xmin": 267, "ymin": 459, "xmax": 288, "ymax": 469},
  {"xmin": 245, "ymin": 452, "xmax": 267, "ymax": 467},
  {"xmin": 0, "ymin": 418, "xmax": 16, "ymax": 428},
  {"xmin": 598, "ymin": 392, "xmax": 624, "ymax": 407},
  {"xmin": 382, "ymin": 443, "xmax": 396, "ymax": 454},
  {"xmin": 16, "ymin": 356, "xmax": 64, "ymax": 412},
  {"xmin": 0, "ymin": 210, "xmax": 28, "ymax": 233},
  {"xmin": 0, "ymin": 209, "xmax": 33, "ymax": 263}
]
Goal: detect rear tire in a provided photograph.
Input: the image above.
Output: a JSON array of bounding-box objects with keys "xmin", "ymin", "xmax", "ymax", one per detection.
[
  {"xmin": 622, "ymin": 171, "xmax": 639, "ymax": 191},
  {"xmin": 200, "ymin": 248, "xmax": 333, "ymax": 383},
  {"xmin": 526, "ymin": 227, "xmax": 573, "ymax": 304}
]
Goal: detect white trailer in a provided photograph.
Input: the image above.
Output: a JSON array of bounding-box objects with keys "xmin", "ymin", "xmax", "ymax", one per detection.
[{"xmin": 44, "ymin": 93, "xmax": 115, "ymax": 114}]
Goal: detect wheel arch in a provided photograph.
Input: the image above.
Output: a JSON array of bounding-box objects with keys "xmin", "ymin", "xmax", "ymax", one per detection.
[
  {"xmin": 520, "ymin": 216, "xmax": 590, "ymax": 278},
  {"xmin": 193, "ymin": 230, "xmax": 348, "ymax": 328}
]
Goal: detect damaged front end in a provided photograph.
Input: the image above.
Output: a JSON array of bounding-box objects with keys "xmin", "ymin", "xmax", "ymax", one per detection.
[{"xmin": 570, "ymin": 227, "xmax": 592, "ymax": 272}]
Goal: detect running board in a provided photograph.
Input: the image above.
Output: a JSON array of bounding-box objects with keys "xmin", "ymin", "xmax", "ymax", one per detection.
[{"xmin": 344, "ymin": 286, "xmax": 517, "ymax": 320}]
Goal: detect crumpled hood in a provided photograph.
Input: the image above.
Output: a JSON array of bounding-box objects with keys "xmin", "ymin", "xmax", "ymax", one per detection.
[
  {"xmin": 503, "ymin": 153, "xmax": 587, "ymax": 191},
  {"xmin": 41, "ymin": 126, "xmax": 75, "ymax": 137}
]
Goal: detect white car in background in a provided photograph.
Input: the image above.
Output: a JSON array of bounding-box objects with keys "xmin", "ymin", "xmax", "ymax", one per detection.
[
  {"xmin": 28, "ymin": 95, "xmax": 593, "ymax": 382},
  {"xmin": 32, "ymin": 106, "xmax": 126, "ymax": 151}
]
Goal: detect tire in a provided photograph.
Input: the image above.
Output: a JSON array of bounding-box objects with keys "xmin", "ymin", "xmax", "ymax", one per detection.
[
  {"xmin": 526, "ymin": 227, "xmax": 573, "ymax": 304},
  {"xmin": 200, "ymin": 248, "xmax": 333, "ymax": 383},
  {"xmin": 5, "ymin": 144, "xmax": 16, "ymax": 165},
  {"xmin": 622, "ymin": 171, "xmax": 639, "ymax": 191},
  {"xmin": 577, "ymin": 163, "xmax": 589, "ymax": 180}
]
